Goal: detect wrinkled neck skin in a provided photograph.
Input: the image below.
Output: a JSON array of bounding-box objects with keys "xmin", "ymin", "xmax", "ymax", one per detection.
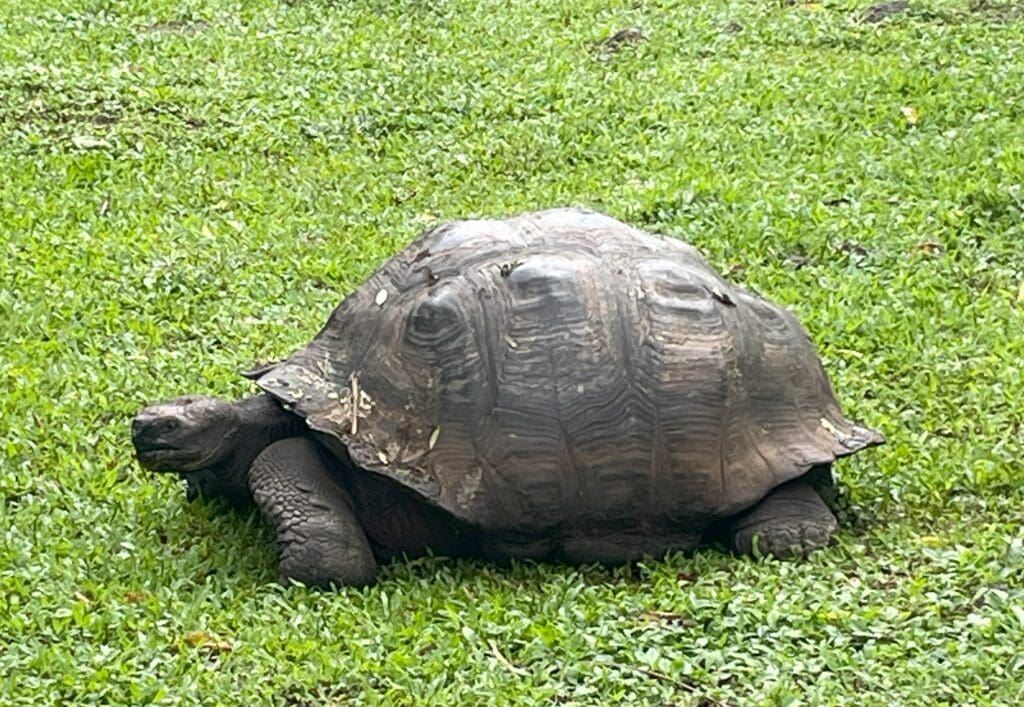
[{"xmin": 184, "ymin": 394, "xmax": 306, "ymax": 509}]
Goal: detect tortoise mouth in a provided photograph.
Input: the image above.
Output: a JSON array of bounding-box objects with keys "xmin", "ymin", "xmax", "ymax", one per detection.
[
  {"xmin": 135, "ymin": 447, "xmax": 191, "ymax": 472},
  {"xmin": 135, "ymin": 444, "xmax": 222, "ymax": 473},
  {"xmin": 136, "ymin": 443, "xmax": 178, "ymax": 452}
]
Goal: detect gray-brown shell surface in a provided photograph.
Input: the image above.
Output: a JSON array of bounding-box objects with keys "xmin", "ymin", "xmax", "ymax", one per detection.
[{"xmin": 255, "ymin": 208, "xmax": 882, "ymax": 534}]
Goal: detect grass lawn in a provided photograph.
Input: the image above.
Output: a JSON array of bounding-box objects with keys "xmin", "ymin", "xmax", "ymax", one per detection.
[{"xmin": 2, "ymin": 0, "xmax": 1023, "ymax": 703}]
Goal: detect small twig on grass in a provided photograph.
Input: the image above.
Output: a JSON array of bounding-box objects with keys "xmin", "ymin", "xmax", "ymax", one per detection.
[
  {"xmin": 632, "ymin": 667, "xmax": 732, "ymax": 706},
  {"xmin": 488, "ymin": 638, "xmax": 528, "ymax": 676}
]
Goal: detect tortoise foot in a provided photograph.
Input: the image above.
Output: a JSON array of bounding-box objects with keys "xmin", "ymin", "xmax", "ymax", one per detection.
[{"xmin": 728, "ymin": 478, "xmax": 838, "ymax": 559}]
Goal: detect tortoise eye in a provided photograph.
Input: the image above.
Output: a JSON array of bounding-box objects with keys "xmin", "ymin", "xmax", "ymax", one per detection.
[{"xmin": 160, "ymin": 419, "xmax": 180, "ymax": 433}]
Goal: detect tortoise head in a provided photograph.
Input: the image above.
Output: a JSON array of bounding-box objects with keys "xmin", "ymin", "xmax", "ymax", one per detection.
[{"xmin": 132, "ymin": 396, "xmax": 240, "ymax": 474}]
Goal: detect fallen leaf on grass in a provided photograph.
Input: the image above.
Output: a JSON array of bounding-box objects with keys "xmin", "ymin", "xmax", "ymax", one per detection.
[
  {"xmin": 70, "ymin": 135, "xmax": 110, "ymax": 150},
  {"xmin": 863, "ymin": 0, "xmax": 910, "ymax": 23},
  {"xmin": 912, "ymin": 241, "xmax": 943, "ymax": 255},
  {"xmin": 184, "ymin": 631, "xmax": 234, "ymax": 653},
  {"xmin": 785, "ymin": 254, "xmax": 810, "ymax": 269},
  {"xmin": 598, "ymin": 28, "xmax": 647, "ymax": 54},
  {"xmin": 641, "ymin": 610, "xmax": 691, "ymax": 626},
  {"xmin": 901, "ymin": 106, "xmax": 920, "ymax": 125},
  {"xmin": 74, "ymin": 591, "xmax": 91, "ymax": 605}
]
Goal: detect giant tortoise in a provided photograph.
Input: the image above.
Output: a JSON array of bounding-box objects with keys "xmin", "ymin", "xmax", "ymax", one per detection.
[{"xmin": 132, "ymin": 208, "xmax": 883, "ymax": 587}]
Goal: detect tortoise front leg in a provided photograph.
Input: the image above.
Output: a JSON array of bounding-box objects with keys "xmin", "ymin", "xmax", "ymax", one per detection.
[
  {"xmin": 248, "ymin": 437, "xmax": 378, "ymax": 587},
  {"xmin": 727, "ymin": 477, "xmax": 839, "ymax": 559}
]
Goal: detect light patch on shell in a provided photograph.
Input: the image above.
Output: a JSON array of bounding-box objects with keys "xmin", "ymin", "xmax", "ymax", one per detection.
[
  {"xmin": 456, "ymin": 466, "xmax": 483, "ymax": 507},
  {"xmin": 322, "ymin": 403, "xmax": 350, "ymax": 428},
  {"xmin": 317, "ymin": 352, "xmax": 333, "ymax": 377},
  {"xmin": 428, "ymin": 426, "xmax": 441, "ymax": 451},
  {"xmin": 707, "ymin": 284, "xmax": 736, "ymax": 306},
  {"xmin": 726, "ymin": 365, "xmax": 744, "ymax": 385},
  {"xmin": 359, "ymin": 390, "xmax": 374, "ymax": 412},
  {"xmin": 819, "ymin": 417, "xmax": 842, "ymax": 438},
  {"xmin": 375, "ymin": 288, "xmax": 389, "ymax": 306},
  {"xmin": 377, "ymin": 451, "xmax": 389, "ymax": 465}
]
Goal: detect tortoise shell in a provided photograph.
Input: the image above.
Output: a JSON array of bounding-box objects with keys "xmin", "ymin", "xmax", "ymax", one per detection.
[{"xmin": 254, "ymin": 208, "xmax": 882, "ymax": 534}]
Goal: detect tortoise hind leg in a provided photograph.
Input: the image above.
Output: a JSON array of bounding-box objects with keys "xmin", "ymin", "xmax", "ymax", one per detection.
[
  {"xmin": 248, "ymin": 437, "xmax": 378, "ymax": 587},
  {"xmin": 727, "ymin": 477, "xmax": 838, "ymax": 559}
]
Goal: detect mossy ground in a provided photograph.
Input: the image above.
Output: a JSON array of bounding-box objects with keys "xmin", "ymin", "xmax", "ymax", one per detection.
[{"xmin": 1, "ymin": 0, "xmax": 1022, "ymax": 704}]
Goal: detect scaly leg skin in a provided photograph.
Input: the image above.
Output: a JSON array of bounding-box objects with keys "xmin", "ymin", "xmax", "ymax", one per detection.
[
  {"xmin": 248, "ymin": 437, "xmax": 378, "ymax": 588},
  {"xmin": 728, "ymin": 477, "xmax": 839, "ymax": 559}
]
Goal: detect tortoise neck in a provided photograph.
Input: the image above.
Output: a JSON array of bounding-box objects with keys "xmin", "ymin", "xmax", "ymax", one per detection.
[
  {"xmin": 189, "ymin": 395, "xmax": 307, "ymax": 510},
  {"xmin": 234, "ymin": 393, "xmax": 307, "ymax": 447},
  {"xmin": 226, "ymin": 394, "xmax": 307, "ymax": 481}
]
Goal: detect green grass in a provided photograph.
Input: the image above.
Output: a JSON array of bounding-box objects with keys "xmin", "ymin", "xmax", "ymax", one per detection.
[{"xmin": 2, "ymin": 0, "xmax": 1023, "ymax": 703}]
